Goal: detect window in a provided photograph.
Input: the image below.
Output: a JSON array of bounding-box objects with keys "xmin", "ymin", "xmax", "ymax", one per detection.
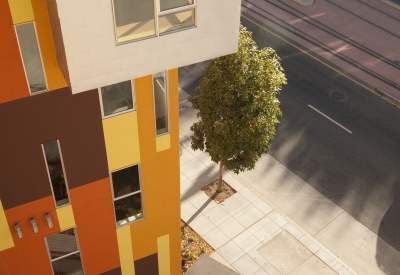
[
  {"xmin": 111, "ymin": 165, "xmax": 143, "ymax": 227},
  {"xmin": 153, "ymin": 71, "xmax": 169, "ymax": 136},
  {"xmin": 100, "ymin": 80, "xmax": 135, "ymax": 118},
  {"xmin": 42, "ymin": 140, "xmax": 70, "ymax": 207},
  {"xmin": 45, "ymin": 228, "xmax": 84, "ymax": 275},
  {"xmin": 112, "ymin": 0, "xmax": 196, "ymax": 44},
  {"xmin": 15, "ymin": 22, "xmax": 47, "ymax": 94}
]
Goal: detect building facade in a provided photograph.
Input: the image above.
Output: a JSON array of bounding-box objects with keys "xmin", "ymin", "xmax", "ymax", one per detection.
[{"xmin": 0, "ymin": 0, "xmax": 240, "ymax": 274}]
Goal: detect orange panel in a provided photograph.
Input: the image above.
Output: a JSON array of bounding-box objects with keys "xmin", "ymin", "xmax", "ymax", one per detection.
[
  {"xmin": 31, "ymin": 0, "xmax": 67, "ymax": 91},
  {"xmin": 0, "ymin": 196, "xmax": 60, "ymax": 275},
  {"xmin": 70, "ymin": 178, "xmax": 120, "ymax": 275},
  {"xmin": 130, "ymin": 69, "xmax": 181, "ymax": 268},
  {"xmin": 0, "ymin": 0, "xmax": 30, "ymax": 103}
]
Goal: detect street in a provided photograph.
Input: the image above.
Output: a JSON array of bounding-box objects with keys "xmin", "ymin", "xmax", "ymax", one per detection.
[{"xmin": 179, "ymin": 12, "xmax": 400, "ymax": 275}]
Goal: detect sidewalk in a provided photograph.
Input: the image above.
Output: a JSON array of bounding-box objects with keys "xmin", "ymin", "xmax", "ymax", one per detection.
[{"xmin": 179, "ymin": 101, "xmax": 356, "ymax": 275}]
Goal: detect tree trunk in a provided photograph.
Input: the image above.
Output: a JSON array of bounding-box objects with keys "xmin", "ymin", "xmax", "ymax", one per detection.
[{"xmin": 217, "ymin": 160, "xmax": 224, "ymax": 193}]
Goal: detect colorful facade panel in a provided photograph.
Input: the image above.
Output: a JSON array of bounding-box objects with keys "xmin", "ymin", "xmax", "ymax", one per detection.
[
  {"xmin": 70, "ymin": 178, "xmax": 120, "ymax": 274},
  {"xmin": 0, "ymin": 0, "xmax": 30, "ymax": 103},
  {"xmin": 0, "ymin": 87, "xmax": 108, "ymax": 210}
]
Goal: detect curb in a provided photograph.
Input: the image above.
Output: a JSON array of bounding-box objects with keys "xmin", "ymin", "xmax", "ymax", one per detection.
[
  {"xmin": 293, "ymin": 0, "xmax": 314, "ymax": 6},
  {"xmin": 374, "ymin": 88, "xmax": 400, "ymax": 107}
]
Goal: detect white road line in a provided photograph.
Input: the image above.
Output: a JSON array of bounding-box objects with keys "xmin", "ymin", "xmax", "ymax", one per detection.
[{"xmin": 308, "ymin": 105, "xmax": 353, "ymax": 134}]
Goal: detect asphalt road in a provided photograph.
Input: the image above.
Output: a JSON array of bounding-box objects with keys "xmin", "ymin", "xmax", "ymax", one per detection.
[{"xmin": 179, "ymin": 15, "xmax": 400, "ymax": 254}]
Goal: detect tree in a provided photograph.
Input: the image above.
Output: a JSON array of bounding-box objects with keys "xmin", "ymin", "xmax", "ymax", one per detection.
[{"xmin": 188, "ymin": 25, "xmax": 287, "ymax": 192}]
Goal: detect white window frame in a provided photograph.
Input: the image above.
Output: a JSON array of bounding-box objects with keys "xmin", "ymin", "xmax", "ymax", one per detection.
[
  {"xmin": 112, "ymin": 0, "xmax": 197, "ymax": 45},
  {"xmin": 14, "ymin": 22, "xmax": 48, "ymax": 95},
  {"xmin": 98, "ymin": 80, "xmax": 136, "ymax": 119},
  {"xmin": 110, "ymin": 164, "xmax": 145, "ymax": 228},
  {"xmin": 41, "ymin": 140, "xmax": 71, "ymax": 209},
  {"xmin": 152, "ymin": 71, "xmax": 170, "ymax": 137},
  {"xmin": 44, "ymin": 228, "xmax": 85, "ymax": 275}
]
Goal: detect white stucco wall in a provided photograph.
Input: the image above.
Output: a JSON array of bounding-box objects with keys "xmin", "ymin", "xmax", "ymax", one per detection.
[{"xmin": 55, "ymin": 0, "xmax": 241, "ymax": 93}]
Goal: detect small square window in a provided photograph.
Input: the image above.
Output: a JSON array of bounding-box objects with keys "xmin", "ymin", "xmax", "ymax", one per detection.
[
  {"xmin": 110, "ymin": 165, "xmax": 144, "ymax": 227},
  {"xmin": 100, "ymin": 80, "xmax": 135, "ymax": 118}
]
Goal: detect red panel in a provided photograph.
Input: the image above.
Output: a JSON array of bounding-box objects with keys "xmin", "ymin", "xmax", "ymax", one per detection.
[
  {"xmin": 70, "ymin": 178, "xmax": 120, "ymax": 275},
  {"xmin": 0, "ymin": 0, "xmax": 30, "ymax": 103},
  {"xmin": 0, "ymin": 196, "xmax": 60, "ymax": 275}
]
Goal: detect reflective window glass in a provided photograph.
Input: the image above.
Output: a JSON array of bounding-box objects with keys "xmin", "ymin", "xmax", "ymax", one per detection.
[
  {"xmin": 159, "ymin": 8, "xmax": 195, "ymax": 34},
  {"xmin": 101, "ymin": 80, "xmax": 134, "ymax": 117},
  {"xmin": 153, "ymin": 72, "xmax": 169, "ymax": 135},
  {"xmin": 111, "ymin": 165, "xmax": 140, "ymax": 198},
  {"xmin": 160, "ymin": 0, "xmax": 193, "ymax": 11},
  {"xmin": 15, "ymin": 23, "xmax": 47, "ymax": 94},
  {"xmin": 114, "ymin": 193, "xmax": 143, "ymax": 226},
  {"xmin": 113, "ymin": 0, "xmax": 156, "ymax": 44}
]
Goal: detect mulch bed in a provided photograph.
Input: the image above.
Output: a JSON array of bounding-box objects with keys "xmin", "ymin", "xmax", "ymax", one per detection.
[
  {"xmin": 181, "ymin": 220, "xmax": 215, "ymax": 274},
  {"xmin": 201, "ymin": 179, "xmax": 236, "ymax": 204}
]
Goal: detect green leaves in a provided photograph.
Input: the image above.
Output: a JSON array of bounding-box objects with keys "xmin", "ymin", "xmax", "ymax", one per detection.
[{"xmin": 188, "ymin": 25, "xmax": 287, "ymax": 174}]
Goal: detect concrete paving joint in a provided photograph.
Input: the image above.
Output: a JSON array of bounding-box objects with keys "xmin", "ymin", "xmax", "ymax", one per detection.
[{"xmin": 293, "ymin": 0, "xmax": 314, "ymax": 6}]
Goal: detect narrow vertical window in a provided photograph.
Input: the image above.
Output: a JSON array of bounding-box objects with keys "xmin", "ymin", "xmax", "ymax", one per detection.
[
  {"xmin": 111, "ymin": 165, "xmax": 144, "ymax": 227},
  {"xmin": 45, "ymin": 228, "xmax": 84, "ymax": 275},
  {"xmin": 100, "ymin": 80, "xmax": 135, "ymax": 118},
  {"xmin": 112, "ymin": 0, "xmax": 156, "ymax": 44},
  {"xmin": 153, "ymin": 71, "xmax": 169, "ymax": 136},
  {"xmin": 42, "ymin": 140, "xmax": 70, "ymax": 207},
  {"xmin": 15, "ymin": 23, "xmax": 47, "ymax": 94}
]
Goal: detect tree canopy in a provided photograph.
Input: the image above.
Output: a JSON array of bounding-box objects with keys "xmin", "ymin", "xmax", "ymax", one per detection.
[{"xmin": 189, "ymin": 25, "xmax": 287, "ymax": 188}]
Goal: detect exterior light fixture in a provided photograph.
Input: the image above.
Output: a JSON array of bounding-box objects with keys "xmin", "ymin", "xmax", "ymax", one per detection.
[
  {"xmin": 45, "ymin": 212, "xmax": 53, "ymax": 228},
  {"xmin": 30, "ymin": 217, "xmax": 38, "ymax": 233},
  {"xmin": 14, "ymin": 222, "xmax": 23, "ymax": 238}
]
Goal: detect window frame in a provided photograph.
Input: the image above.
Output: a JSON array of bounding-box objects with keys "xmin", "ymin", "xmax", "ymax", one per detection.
[
  {"xmin": 152, "ymin": 71, "xmax": 170, "ymax": 137},
  {"xmin": 98, "ymin": 79, "xmax": 136, "ymax": 119},
  {"xmin": 111, "ymin": 0, "xmax": 197, "ymax": 45},
  {"xmin": 109, "ymin": 164, "xmax": 145, "ymax": 228},
  {"xmin": 14, "ymin": 22, "xmax": 48, "ymax": 95},
  {"xmin": 41, "ymin": 140, "xmax": 71, "ymax": 209},
  {"xmin": 44, "ymin": 228, "xmax": 85, "ymax": 275}
]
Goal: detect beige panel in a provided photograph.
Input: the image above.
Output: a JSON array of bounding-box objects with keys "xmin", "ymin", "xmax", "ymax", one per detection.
[
  {"xmin": 157, "ymin": 234, "xmax": 171, "ymax": 275},
  {"xmin": 117, "ymin": 226, "xmax": 135, "ymax": 275}
]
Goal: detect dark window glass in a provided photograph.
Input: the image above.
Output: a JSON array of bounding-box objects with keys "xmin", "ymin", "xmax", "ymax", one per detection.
[
  {"xmin": 101, "ymin": 80, "xmax": 134, "ymax": 117},
  {"xmin": 111, "ymin": 165, "xmax": 140, "ymax": 198},
  {"xmin": 51, "ymin": 253, "xmax": 83, "ymax": 275},
  {"xmin": 43, "ymin": 140, "xmax": 69, "ymax": 207},
  {"xmin": 114, "ymin": 193, "xmax": 143, "ymax": 226}
]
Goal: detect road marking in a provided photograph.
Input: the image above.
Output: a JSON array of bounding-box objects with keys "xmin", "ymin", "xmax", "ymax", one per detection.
[
  {"xmin": 308, "ymin": 105, "xmax": 352, "ymax": 134},
  {"xmin": 240, "ymin": 14, "xmax": 374, "ymax": 94}
]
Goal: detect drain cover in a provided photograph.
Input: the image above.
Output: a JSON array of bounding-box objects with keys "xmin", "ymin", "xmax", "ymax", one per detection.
[{"xmin": 329, "ymin": 90, "xmax": 347, "ymax": 102}]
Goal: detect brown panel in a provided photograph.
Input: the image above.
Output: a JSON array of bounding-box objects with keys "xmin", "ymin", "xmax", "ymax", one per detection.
[
  {"xmin": 135, "ymin": 253, "xmax": 159, "ymax": 275},
  {"xmin": 0, "ymin": 0, "xmax": 30, "ymax": 103},
  {"xmin": 100, "ymin": 267, "xmax": 122, "ymax": 275},
  {"xmin": 45, "ymin": 0, "xmax": 70, "ymax": 86},
  {"xmin": 0, "ymin": 87, "xmax": 108, "ymax": 209}
]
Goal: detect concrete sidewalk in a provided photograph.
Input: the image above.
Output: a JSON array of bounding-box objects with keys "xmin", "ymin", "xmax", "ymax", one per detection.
[
  {"xmin": 180, "ymin": 101, "xmax": 356, "ymax": 275},
  {"xmin": 179, "ymin": 96, "xmax": 400, "ymax": 274}
]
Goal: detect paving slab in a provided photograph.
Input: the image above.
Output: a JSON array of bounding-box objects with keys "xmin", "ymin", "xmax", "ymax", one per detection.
[
  {"xmin": 202, "ymin": 227, "xmax": 230, "ymax": 249},
  {"xmin": 186, "ymin": 254, "xmax": 239, "ymax": 275},
  {"xmin": 233, "ymin": 204, "xmax": 265, "ymax": 229},
  {"xmin": 290, "ymin": 255, "xmax": 337, "ymax": 275},
  {"xmin": 217, "ymin": 240, "xmax": 246, "ymax": 264},
  {"xmin": 258, "ymin": 230, "xmax": 313, "ymax": 275},
  {"xmin": 232, "ymin": 254, "xmax": 262, "ymax": 275},
  {"xmin": 233, "ymin": 230, "xmax": 262, "ymax": 253},
  {"xmin": 218, "ymin": 217, "xmax": 246, "ymax": 239},
  {"xmin": 248, "ymin": 216, "xmax": 281, "ymax": 242}
]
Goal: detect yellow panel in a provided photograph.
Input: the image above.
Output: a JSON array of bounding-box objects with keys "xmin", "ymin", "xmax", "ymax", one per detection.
[
  {"xmin": 7, "ymin": 0, "xmax": 35, "ymax": 24},
  {"xmin": 0, "ymin": 200, "xmax": 14, "ymax": 251},
  {"xmin": 117, "ymin": 226, "xmax": 135, "ymax": 275},
  {"xmin": 156, "ymin": 134, "xmax": 171, "ymax": 152},
  {"xmin": 157, "ymin": 234, "xmax": 171, "ymax": 275},
  {"xmin": 103, "ymin": 111, "xmax": 141, "ymax": 172},
  {"xmin": 56, "ymin": 205, "xmax": 76, "ymax": 230}
]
